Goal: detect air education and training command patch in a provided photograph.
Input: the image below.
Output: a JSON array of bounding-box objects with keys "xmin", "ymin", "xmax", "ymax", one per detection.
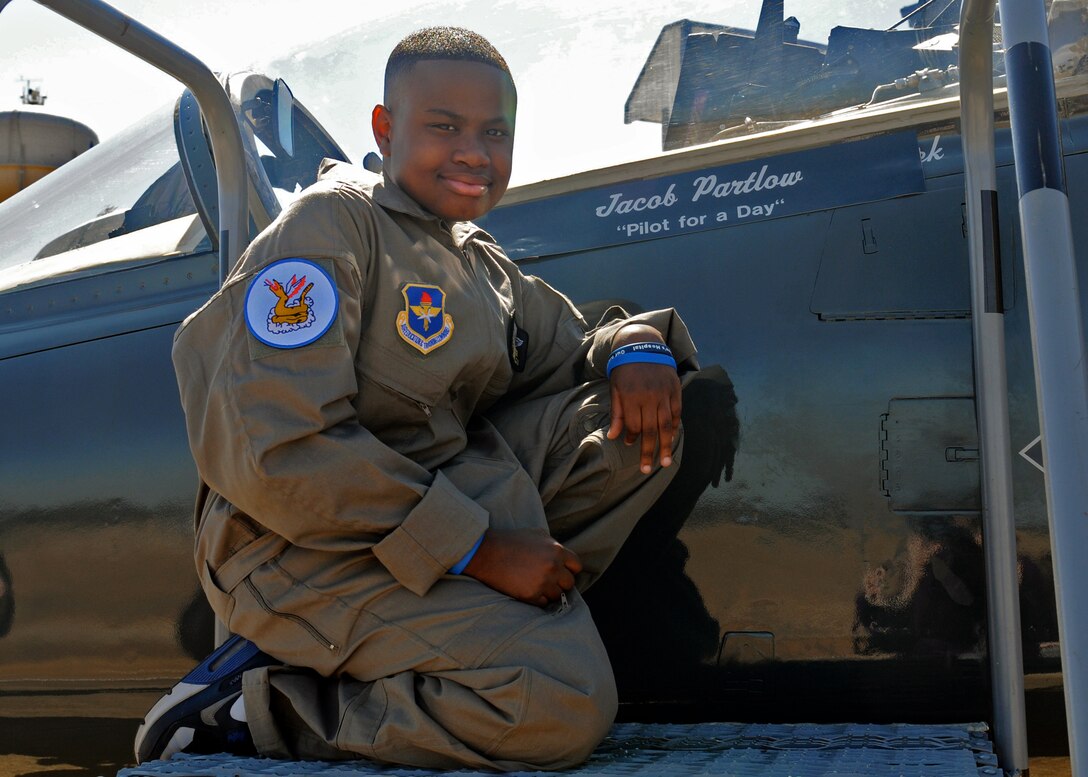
[
  {"xmin": 397, "ymin": 283, "xmax": 453, "ymax": 354},
  {"xmin": 244, "ymin": 258, "xmax": 339, "ymax": 349}
]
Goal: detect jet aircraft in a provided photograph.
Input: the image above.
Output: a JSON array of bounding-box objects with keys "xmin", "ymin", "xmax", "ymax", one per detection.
[{"xmin": 0, "ymin": 0, "xmax": 1083, "ymax": 772}]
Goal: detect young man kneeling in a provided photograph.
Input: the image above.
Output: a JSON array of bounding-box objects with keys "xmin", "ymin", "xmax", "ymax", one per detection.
[{"xmin": 136, "ymin": 26, "xmax": 699, "ymax": 771}]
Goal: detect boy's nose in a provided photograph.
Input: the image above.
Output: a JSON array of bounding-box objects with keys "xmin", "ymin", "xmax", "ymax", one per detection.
[{"xmin": 452, "ymin": 135, "xmax": 489, "ymax": 167}]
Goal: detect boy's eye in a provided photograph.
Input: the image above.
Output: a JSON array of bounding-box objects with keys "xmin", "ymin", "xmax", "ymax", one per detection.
[
  {"xmin": 486, "ymin": 128, "xmax": 510, "ymax": 137},
  {"xmin": 430, "ymin": 123, "xmax": 457, "ymax": 132}
]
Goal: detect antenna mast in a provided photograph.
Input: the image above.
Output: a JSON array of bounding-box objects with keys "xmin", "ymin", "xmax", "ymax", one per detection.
[{"xmin": 18, "ymin": 77, "xmax": 46, "ymax": 105}]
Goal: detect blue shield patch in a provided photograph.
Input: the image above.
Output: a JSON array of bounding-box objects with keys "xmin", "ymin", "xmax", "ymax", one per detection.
[{"xmin": 396, "ymin": 283, "xmax": 454, "ymax": 354}]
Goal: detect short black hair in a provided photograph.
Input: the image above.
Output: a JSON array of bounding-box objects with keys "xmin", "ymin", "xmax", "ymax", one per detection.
[{"xmin": 384, "ymin": 27, "xmax": 513, "ymax": 103}]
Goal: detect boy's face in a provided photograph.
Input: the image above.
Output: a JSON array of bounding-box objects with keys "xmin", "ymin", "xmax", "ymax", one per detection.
[{"xmin": 373, "ymin": 60, "xmax": 516, "ymax": 222}]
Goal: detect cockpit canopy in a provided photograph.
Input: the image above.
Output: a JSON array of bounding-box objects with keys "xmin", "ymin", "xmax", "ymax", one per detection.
[{"xmin": 0, "ymin": 73, "xmax": 347, "ymax": 293}]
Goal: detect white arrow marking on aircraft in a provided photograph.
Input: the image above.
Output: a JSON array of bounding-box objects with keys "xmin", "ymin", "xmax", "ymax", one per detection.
[{"xmin": 1019, "ymin": 435, "xmax": 1045, "ymax": 473}]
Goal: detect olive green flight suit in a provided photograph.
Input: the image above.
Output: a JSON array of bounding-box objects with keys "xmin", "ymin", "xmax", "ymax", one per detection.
[{"xmin": 172, "ymin": 161, "xmax": 698, "ymax": 771}]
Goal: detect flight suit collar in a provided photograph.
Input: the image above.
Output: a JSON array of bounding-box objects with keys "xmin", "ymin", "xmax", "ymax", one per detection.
[
  {"xmin": 371, "ymin": 172, "xmax": 435, "ymax": 222},
  {"xmin": 371, "ymin": 172, "xmax": 491, "ymax": 250},
  {"xmin": 316, "ymin": 159, "xmax": 493, "ymax": 249}
]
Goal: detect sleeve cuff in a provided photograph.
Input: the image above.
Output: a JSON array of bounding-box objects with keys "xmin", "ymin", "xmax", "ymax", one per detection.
[
  {"xmin": 449, "ymin": 533, "xmax": 485, "ymax": 575},
  {"xmin": 372, "ymin": 470, "xmax": 489, "ymax": 596},
  {"xmin": 587, "ymin": 308, "xmax": 699, "ymax": 378}
]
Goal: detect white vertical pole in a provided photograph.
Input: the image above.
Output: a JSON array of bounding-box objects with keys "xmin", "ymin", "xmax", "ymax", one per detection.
[
  {"xmin": 959, "ymin": 0, "xmax": 1029, "ymax": 772},
  {"xmin": 998, "ymin": 1, "xmax": 1088, "ymax": 774}
]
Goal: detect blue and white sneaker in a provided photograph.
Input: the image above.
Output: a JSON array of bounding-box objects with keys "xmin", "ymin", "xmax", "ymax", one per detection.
[{"xmin": 134, "ymin": 634, "xmax": 279, "ymax": 763}]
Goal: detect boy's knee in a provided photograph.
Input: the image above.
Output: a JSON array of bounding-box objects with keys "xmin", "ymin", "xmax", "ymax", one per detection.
[
  {"xmin": 482, "ymin": 601, "xmax": 617, "ymax": 768},
  {"xmin": 492, "ymin": 661, "xmax": 616, "ymax": 768},
  {"xmin": 552, "ymin": 676, "xmax": 617, "ymax": 764}
]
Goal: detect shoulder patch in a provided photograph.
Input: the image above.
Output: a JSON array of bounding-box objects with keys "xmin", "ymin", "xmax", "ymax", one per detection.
[
  {"xmin": 244, "ymin": 258, "xmax": 339, "ymax": 349},
  {"xmin": 397, "ymin": 283, "xmax": 454, "ymax": 354}
]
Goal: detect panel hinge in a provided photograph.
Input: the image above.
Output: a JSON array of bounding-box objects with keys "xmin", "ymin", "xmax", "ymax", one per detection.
[{"xmin": 879, "ymin": 412, "xmax": 891, "ymax": 497}]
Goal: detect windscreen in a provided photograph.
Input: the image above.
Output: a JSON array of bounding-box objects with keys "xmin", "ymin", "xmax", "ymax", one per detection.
[{"xmin": 0, "ymin": 103, "xmax": 201, "ymax": 274}]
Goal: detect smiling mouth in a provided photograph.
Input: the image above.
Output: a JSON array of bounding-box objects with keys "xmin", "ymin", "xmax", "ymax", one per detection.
[{"xmin": 441, "ymin": 176, "xmax": 490, "ymax": 197}]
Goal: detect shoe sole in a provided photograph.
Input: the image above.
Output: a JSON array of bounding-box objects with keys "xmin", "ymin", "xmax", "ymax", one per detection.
[{"xmin": 134, "ymin": 635, "xmax": 270, "ymax": 763}]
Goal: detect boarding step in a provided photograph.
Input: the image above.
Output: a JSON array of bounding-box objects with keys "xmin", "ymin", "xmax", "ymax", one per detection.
[{"xmin": 119, "ymin": 721, "xmax": 999, "ymax": 777}]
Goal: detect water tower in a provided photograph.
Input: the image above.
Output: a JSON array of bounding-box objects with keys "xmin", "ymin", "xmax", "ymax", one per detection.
[{"xmin": 0, "ymin": 80, "xmax": 98, "ymax": 202}]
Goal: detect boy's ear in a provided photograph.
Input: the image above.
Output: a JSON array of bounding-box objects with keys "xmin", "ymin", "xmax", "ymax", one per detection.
[{"xmin": 372, "ymin": 104, "xmax": 393, "ymax": 156}]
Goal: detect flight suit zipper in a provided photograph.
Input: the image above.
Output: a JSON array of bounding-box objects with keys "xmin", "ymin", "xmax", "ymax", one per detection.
[
  {"xmin": 243, "ymin": 577, "xmax": 339, "ymax": 651},
  {"xmin": 456, "ymin": 241, "xmax": 505, "ymax": 372},
  {"xmin": 551, "ymin": 592, "xmax": 570, "ymax": 615},
  {"xmin": 369, "ymin": 376, "xmax": 433, "ymax": 418}
]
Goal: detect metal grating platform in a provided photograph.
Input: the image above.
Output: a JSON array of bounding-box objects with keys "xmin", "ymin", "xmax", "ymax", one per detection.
[{"xmin": 119, "ymin": 722, "xmax": 1000, "ymax": 777}]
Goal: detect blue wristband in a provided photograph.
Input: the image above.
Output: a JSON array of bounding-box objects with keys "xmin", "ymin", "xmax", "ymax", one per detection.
[
  {"xmin": 607, "ymin": 351, "xmax": 678, "ymax": 377},
  {"xmin": 450, "ymin": 534, "xmax": 484, "ymax": 575},
  {"xmin": 609, "ymin": 341, "xmax": 673, "ymax": 359},
  {"xmin": 606, "ymin": 342, "xmax": 677, "ymax": 378}
]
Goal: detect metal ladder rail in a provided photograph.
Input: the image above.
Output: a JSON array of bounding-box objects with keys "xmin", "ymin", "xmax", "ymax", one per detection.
[
  {"xmin": 987, "ymin": 0, "xmax": 1088, "ymax": 774},
  {"xmin": 959, "ymin": 0, "xmax": 1028, "ymax": 773}
]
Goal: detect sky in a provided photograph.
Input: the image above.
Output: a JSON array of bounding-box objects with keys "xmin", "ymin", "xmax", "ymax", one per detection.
[
  {"xmin": 0, "ymin": 0, "xmax": 905, "ymax": 185},
  {"xmin": 0, "ymin": 0, "xmax": 397, "ymax": 128}
]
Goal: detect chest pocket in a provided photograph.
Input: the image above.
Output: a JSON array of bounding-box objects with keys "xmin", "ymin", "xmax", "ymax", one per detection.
[
  {"xmin": 357, "ymin": 339, "xmax": 449, "ymax": 427},
  {"xmin": 355, "ymin": 241, "xmax": 510, "ymax": 433}
]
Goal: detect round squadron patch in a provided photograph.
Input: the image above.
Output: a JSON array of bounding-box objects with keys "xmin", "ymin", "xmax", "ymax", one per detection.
[
  {"xmin": 397, "ymin": 283, "xmax": 454, "ymax": 354},
  {"xmin": 244, "ymin": 258, "xmax": 338, "ymax": 349}
]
